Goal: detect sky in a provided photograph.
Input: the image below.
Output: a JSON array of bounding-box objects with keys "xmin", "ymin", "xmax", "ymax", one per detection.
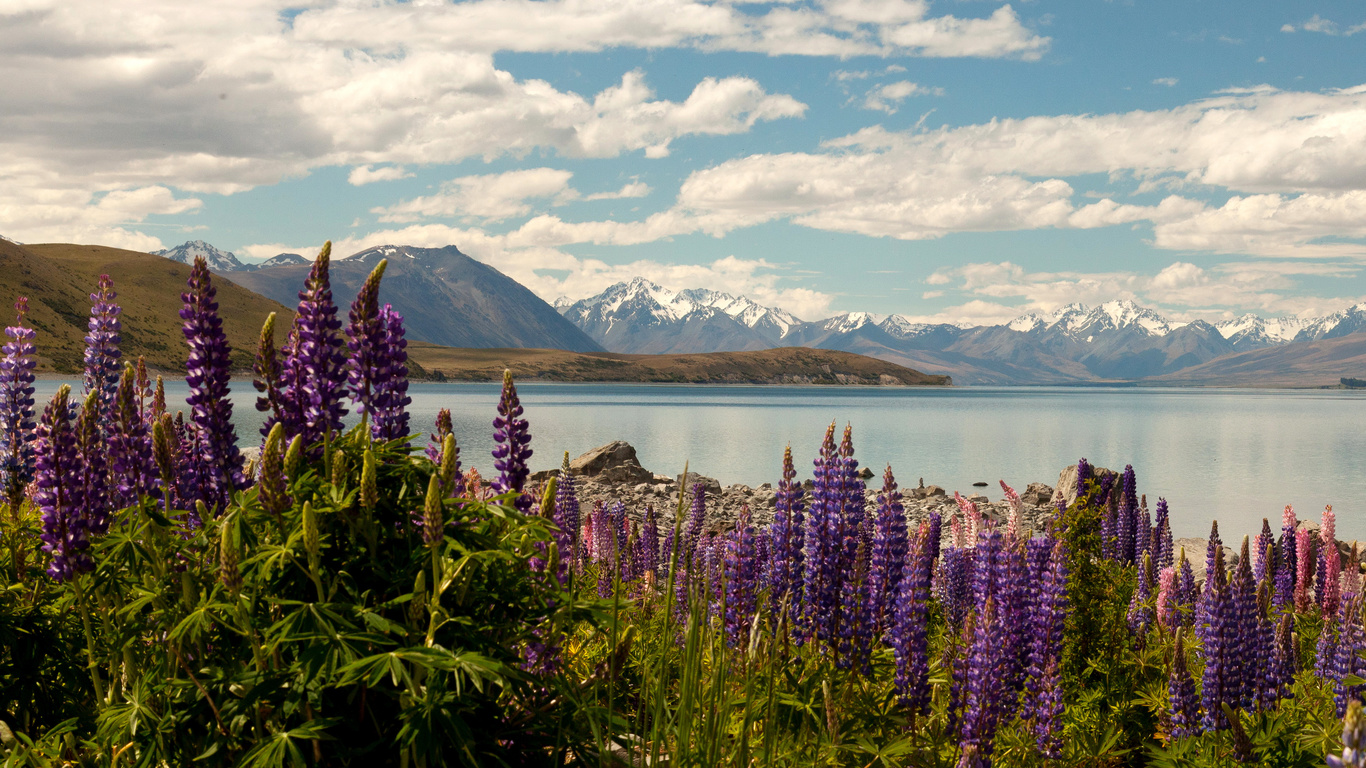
[{"xmin": 2, "ymin": 0, "xmax": 1365, "ymax": 326}]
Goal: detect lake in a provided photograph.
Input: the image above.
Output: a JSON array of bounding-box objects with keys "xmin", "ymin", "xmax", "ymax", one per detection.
[{"xmin": 31, "ymin": 379, "xmax": 1366, "ymax": 541}]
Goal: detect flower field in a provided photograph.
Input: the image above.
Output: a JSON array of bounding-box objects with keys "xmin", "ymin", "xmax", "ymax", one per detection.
[{"xmin": 1, "ymin": 244, "xmax": 1364, "ymax": 767}]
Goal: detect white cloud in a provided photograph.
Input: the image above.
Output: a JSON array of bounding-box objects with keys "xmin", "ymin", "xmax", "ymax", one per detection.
[
  {"xmin": 1284, "ymin": 15, "xmax": 1366, "ymax": 36},
  {"xmin": 374, "ymin": 168, "xmax": 576, "ymax": 223},
  {"xmin": 862, "ymin": 80, "xmax": 941, "ymax": 113},
  {"xmin": 1152, "ymin": 77, "xmax": 1178, "ymax": 87},
  {"xmin": 348, "ymin": 165, "xmax": 414, "ymax": 186},
  {"xmin": 585, "ymin": 182, "xmax": 652, "ymax": 201},
  {"xmin": 292, "ymin": 0, "xmax": 1049, "ymax": 60}
]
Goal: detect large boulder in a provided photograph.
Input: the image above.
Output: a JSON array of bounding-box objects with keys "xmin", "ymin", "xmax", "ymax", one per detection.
[
  {"xmin": 569, "ymin": 441, "xmax": 654, "ymax": 485},
  {"xmin": 1021, "ymin": 482, "xmax": 1054, "ymax": 506},
  {"xmin": 677, "ymin": 471, "xmax": 723, "ymax": 496},
  {"xmin": 1050, "ymin": 463, "xmax": 1118, "ymax": 508}
]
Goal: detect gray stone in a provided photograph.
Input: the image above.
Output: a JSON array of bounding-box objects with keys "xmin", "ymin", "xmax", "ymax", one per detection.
[
  {"xmin": 677, "ymin": 472, "xmax": 723, "ymax": 495},
  {"xmin": 1021, "ymin": 482, "xmax": 1054, "ymax": 506},
  {"xmin": 571, "ymin": 441, "xmax": 654, "ymax": 484},
  {"xmin": 1050, "ymin": 463, "xmax": 1118, "ymax": 508}
]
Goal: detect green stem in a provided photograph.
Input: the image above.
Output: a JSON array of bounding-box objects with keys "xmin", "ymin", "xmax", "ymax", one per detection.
[{"xmin": 73, "ymin": 576, "xmax": 108, "ymax": 704}]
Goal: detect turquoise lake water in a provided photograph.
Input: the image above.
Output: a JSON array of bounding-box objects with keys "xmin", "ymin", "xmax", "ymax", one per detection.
[{"xmin": 32, "ymin": 380, "xmax": 1366, "ymax": 541}]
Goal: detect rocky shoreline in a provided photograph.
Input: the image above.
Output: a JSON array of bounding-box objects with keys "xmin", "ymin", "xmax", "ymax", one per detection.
[{"xmin": 530, "ymin": 440, "xmax": 1062, "ymax": 537}]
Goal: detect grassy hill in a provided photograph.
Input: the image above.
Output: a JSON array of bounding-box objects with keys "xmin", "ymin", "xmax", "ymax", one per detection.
[
  {"xmin": 1145, "ymin": 330, "xmax": 1366, "ymax": 387},
  {"xmin": 406, "ymin": 344, "xmax": 952, "ymax": 385},
  {"xmin": 5, "ymin": 241, "xmax": 292, "ymax": 373}
]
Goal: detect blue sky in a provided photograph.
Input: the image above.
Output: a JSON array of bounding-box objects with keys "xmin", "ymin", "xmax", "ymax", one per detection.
[{"xmin": 2, "ymin": 0, "xmax": 1365, "ymax": 324}]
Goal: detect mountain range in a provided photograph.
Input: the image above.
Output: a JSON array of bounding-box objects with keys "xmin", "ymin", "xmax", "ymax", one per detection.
[
  {"xmin": 152, "ymin": 240, "xmax": 308, "ymax": 274},
  {"xmin": 226, "ymin": 244, "xmax": 602, "ymax": 353},
  {"xmin": 556, "ymin": 278, "xmax": 1366, "ymax": 385}
]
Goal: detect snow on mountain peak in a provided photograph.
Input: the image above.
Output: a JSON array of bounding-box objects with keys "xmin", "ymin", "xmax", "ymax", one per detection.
[{"xmin": 153, "ymin": 240, "xmax": 245, "ymax": 273}]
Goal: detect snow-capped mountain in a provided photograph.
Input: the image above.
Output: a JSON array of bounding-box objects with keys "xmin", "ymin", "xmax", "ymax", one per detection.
[
  {"xmin": 152, "ymin": 240, "xmax": 245, "ymax": 273},
  {"xmin": 1213, "ymin": 314, "xmax": 1308, "ymax": 351},
  {"xmin": 0, "ymin": 234, "xmax": 19, "ymax": 245},
  {"xmin": 1292, "ymin": 304, "xmax": 1366, "ymax": 343},
  {"xmin": 241, "ymin": 252, "xmax": 309, "ymax": 271},
  {"xmin": 1018, "ymin": 300, "xmax": 1176, "ymax": 341},
  {"xmin": 557, "ymin": 278, "xmax": 800, "ymax": 353}
]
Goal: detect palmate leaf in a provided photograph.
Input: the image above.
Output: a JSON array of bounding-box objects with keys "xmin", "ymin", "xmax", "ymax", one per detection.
[{"xmin": 237, "ymin": 719, "xmax": 340, "ymax": 768}]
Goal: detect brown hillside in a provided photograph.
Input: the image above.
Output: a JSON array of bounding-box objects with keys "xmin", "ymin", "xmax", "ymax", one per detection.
[
  {"xmin": 407, "ymin": 344, "xmax": 951, "ymax": 385},
  {"xmin": 1145, "ymin": 330, "xmax": 1366, "ymax": 387},
  {"xmin": 6, "ymin": 242, "xmax": 292, "ymax": 374}
]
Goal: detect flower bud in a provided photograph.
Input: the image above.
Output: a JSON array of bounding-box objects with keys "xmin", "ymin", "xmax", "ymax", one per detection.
[
  {"xmin": 152, "ymin": 412, "xmax": 175, "ymax": 488},
  {"xmin": 220, "ymin": 518, "xmax": 241, "ymax": 595},
  {"xmin": 259, "ymin": 423, "xmax": 288, "ymax": 521},
  {"xmin": 423, "ymin": 473, "xmax": 443, "ymax": 547},
  {"xmin": 332, "ymin": 449, "xmax": 349, "ymax": 491},
  {"xmin": 303, "ymin": 501, "xmax": 320, "ymax": 571},
  {"xmin": 284, "ymin": 434, "xmax": 304, "ymax": 481},
  {"xmin": 361, "ymin": 450, "xmax": 377, "ymax": 511},
  {"xmin": 438, "ymin": 434, "xmax": 458, "ymax": 494}
]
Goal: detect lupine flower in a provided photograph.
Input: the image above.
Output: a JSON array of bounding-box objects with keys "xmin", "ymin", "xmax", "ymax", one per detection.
[
  {"xmin": 1076, "ymin": 458, "xmax": 1091, "ymax": 489},
  {"xmin": 0, "ymin": 299, "xmax": 38, "ymax": 507},
  {"xmin": 927, "ymin": 511, "xmax": 942, "ymax": 562},
  {"xmin": 1025, "ymin": 537, "xmax": 1068, "ymax": 755},
  {"xmin": 723, "ymin": 505, "xmax": 760, "ymax": 648},
  {"xmin": 971, "ymin": 530, "xmax": 1003, "ymax": 613},
  {"xmin": 1296, "ymin": 527, "xmax": 1316, "ymax": 614},
  {"xmin": 1321, "ymin": 504, "xmax": 1339, "ymax": 611},
  {"xmin": 948, "ymin": 515, "xmax": 965, "ymax": 549},
  {"xmin": 75, "ymin": 391, "xmax": 111, "ymax": 536},
  {"xmin": 1156, "ymin": 566, "xmax": 1176, "ymax": 629},
  {"xmin": 1269, "ymin": 612, "xmax": 1296, "ymax": 705},
  {"xmin": 769, "ymin": 444, "xmax": 806, "ymax": 624},
  {"xmin": 867, "ymin": 466, "xmax": 907, "ymax": 635},
  {"xmin": 371, "ymin": 304, "xmax": 411, "ymax": 441},
  {"xmin": 1000, "ymin": 480, "xmax": 1023, "ymax": 542},
  {"xmin": 109, "ymin": 364, "xmax": 156, "ymax": 509},
  {"xmin": 803, "ymin": 422, "xmax": 840, "ymax": 644},
  {"xmin": 834, "ymin": 426, "xmax": 867, "ymax": 649},
  {"xmin": 1320, "ymin": 599, "xmax": 1345, "ymax": 680},
  {"xmin": 82, "ymin": 274, "xmax": 122, "ymax": 412},
  {"xmin": 219, "ymin": 519, "xmax": 242, "ymax": 595},
  {"xmin": 1168, "ymin": 629, "xmax": 1199, "ymax": 740},
  {"xmin": 553, "ymin": 452, "xmax": 580, "ymax": 571},
  {"xmin": 1153, "ymin": 500, "xmax": 1174, "ymax": 572},
  {"xmin": 1329, "ymin": 699, "xmax": 1366, "ymax": 768},
  {"xmin": 1325, "ymin": 548, "xmax": 1344, "ymax": 619},
  {"xmin": 427, "ymin": 408, "xmax": 453, "ymax": 463},
  {"xmin": 1200, "ymin": 545, "xmax": 1232, "ymax": 732},
  {"xmin": 1127, "ymin": 553, "xmax": 1155, "ymax": 637},
  {"xmin": 1230, "ymin": 536, "xmax": 1259, "ymax": 711},
  {"xmin": 892, "ymin": 524, "xmax": 933, "ymax": 714},
  {"xmin": 958, "ymin": 597, "xmax": 1007, "ymax": 761},
  {"xmin": 955, "ymin": 492, "xmax": 981, "ymax": 542},
  {"xmin": 641, "ymin": 505, "xmax": 659, "ymax": 579},
  {"xmin": 1277, "ymin": 504, "xmax": 1297, "ymax": 607},
  {"xmin": 1197, "ymin": 520, "xmax": 1223, "ymax": 626},
  {"xmin": 36, "ymin": 386, "xmax": 90, "ymax": 581},
  {"xmin": 998, "ymin": 540, "xmax": 1031, "ymax": 694},
  {"xmin": 258, "ymin": 423, "xmax": 289, "ymax": 526},
  {"xmin": 181, "ymin": 256, "xmax": 246, "ymax": 513},
  {"xmin": 1254, "ymin": 517, "xmax": 1274, "ymax": 586},
  {"xmin": 279, "ymin": 243, "xmax": 348, "ymax": 456},
  {"xmin": 684, "ymin": 482, "xmax": 707, "ymax": 566},
  {"xmin": 837, "ymin": 532, "xmax": 874, "ymax": 672},
  {"xmin": 345, "ymin": 260, "xmax": 388, "ymax": 419},
  {"xmin": 1136, "ymin": 494, "xmax": 1153, "ymax": 564},
  {"xmin": 1336, "ymin": 595, "xmax": 1366, "ymax": 716},
  {"xmin": 491, "ymin": 370, "xmax": 532, "ymax": 513},
  {"xmin": 937, "ymin": 546, "xmax": 974, "ymax": 628},
  {"xmin": 1349, "ymin": 544, "xmax": 1363, "ymax": 600},
  {"xmin": 1172, "ymin": 547, "xmax": 1198, "ymax": 627},
  {"xmin": 1115, "ymin": 465, "xmax": 1137, "ymax": 565}
]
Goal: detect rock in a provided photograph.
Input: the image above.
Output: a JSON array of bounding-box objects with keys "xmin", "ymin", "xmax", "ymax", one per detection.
[
  {"xmin": 529, "ymin": 468, "xmax": 558, "ymax": 484},
  {"xmin": 923, "ymin": 485, "xmax": 945, "ymax": 498},
  {"xmin": 677, "ymin": 472, "xmax": 723, "ymax": 496},
  {"xmin": 972, "ymin": 481, "xmax": 988, "ymax": 487},
  {"xmin": 967, "ymin": 494, "xmax": 988, "ymax": 505},
  {"xmin": 1021, "ymin": 482, "xmax": 1054, "ymax": 506},
  {"xmin": 1050, "ymin": 463, "xmax": 1118, "ymax": 508},
  {"xmin": 858, "ymin": 466, "xmax": 875, "ymax": 480},
  {"xmin": 571, "ymin": 441, "xmax": 654, "ymax": 484}
]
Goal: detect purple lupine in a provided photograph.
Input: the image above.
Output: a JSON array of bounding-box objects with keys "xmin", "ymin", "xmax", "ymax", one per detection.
[
  {"xmin": 107, "ymin": 365, "xmax": 155, "ymax": 510},
  {"xmin": 1328, "ymin": 700, "xmax": 1366, "ymax": 768},
  {"xmin": 1229, "ymin": 536, "xmax": 1259, "ymax": 711},
  {"xmin": 1136, "ymin": 494, "xmax": 1153, "ymax": 564},
  {"xmin": 1319, "ymin": 603, "xmax": 1343, "ymax": 680},
  {"xmin": 958, "ymin": 597, "xmax": 1007, "ymax": 762},
  {"xmin": 972, "ymin": 529, "xmax": 1003, "ymax": 607},
  {"xmin": 1295, "ymin": 527, "xmax": 1315, "ymax": 614},
  {"xmin": 937, "ymin": 546, "xmax": 974, "ymax": 628},
  {"xmin": 769, "ymin": 444, "xmax": 805, "ymax": 624},
  {"xmin": 1172, "ymin": 548, "xmax": 1198, "ymax": 627},
  {"xmin": 1115, "ymin": 465, "xmax": 1137, "ymax": 565},
  {"xmin": 1197, "ymin": 520, "xmax": 1223, "ymax": 626},
  {"xmin": 1199, "ymin": 546, "xmax": 1232, "ymax": 732},
  {"xmin": 553, "ymin": 452, "xmax": 580, "ymax": 573},
  {"xmin": 427, "ymin": 408, "xmax": 452, "ymax": 463},
  {"xmin": 837, "ymin": 531, "xmax": 874, "ymax": 672},
  {"xmin": 181, "ymin": 256, "xmax": 246, "ymax": 513},
  {"xmin": 723, "ymin": 505, "xmax": 760, "ymax": 648},
  {"xmin": 683, "ymin": 482, "xmax": 707, "ymax": 567},
  {"xmin": 802, "ymin": 422, "xmax": 840, "ymax": 645},
  {"xmin": 892, "ymin": 523, "xmax": 933, "ymax": 714},
  {"xmin": 1336, "ymin": 595, "xmax": 1366, "ymax": 716},
  {"xmin": 1321, "ymin": 505, "xmax": 1339, "ymax": 612},
  {"xmin": 1277, "ymin": 504, "xmax": 1297, "ymax": 608},
  {"xmin": 867, "ymin": 466, "xmax": 908, "ymax": 635},
  {"xmin": 74, "ymin": 391, "xmax": 111, "ymax": 536},
  {"xmin": 1076, "ymin": 458, "xmax": 1091, "ymax": 490},
  {"xmin": 1254, "ymin": 517, "xmax": 1274, "ymax": 586},
  {"xmin": 0, "ymin": 299, "xmax": 38, "ymax": 507},
  {"xmin": 1127, "ymin": 553, "xmax": 1155, "ymax": 637},
  {"xmin": 1151, "ymin": 499, "xmax": 1173, "ymax": 572},
  {"xmin": 641, "ymin": 505, "xmax": 659, "ymax": 578},
  {"xmin": 834, "ymin": 425, "xmax": 867, "ymax": 647},
  {"xmin": 1100, "ymin": 497, "xmax": 1116, "ymax": 562},
  {"xmin": 491, "ymin": 370, "xmax": 532, "ymax": 513},
  {"xmin": 35, "ymin": 386, "xmax": 91, "ymax": 581},
  {"xmin": 82, "ymin": 274, "xmax": 122, "ymax": 412},
  {"xmin": 344, "ymin": 260, "xmax": 388, "ymax": 423},
  {"xmin": 1156, "ymin": 566, "xmax": 1176, "ymax": 630},
  {"xmin": 998, "ymin": 539, "xmax": 1031, "ymax": 694},
  {"xmin": 1169, "ymin": 629, "xmax": 1200, "ymax": 740},
  {"xmin": 927, "ymin": 510, "xmax": 942, "ymax": 562},
  {"xmin": 371, "ymin": 304, "xmax": 411, "ymax": 442},
  {"xmin": 279, "ymin": 243, "xmax": 348, "ymax": 456},
  {"xmin": 1268, "ymin": 612, "xmax": 1296, "ymax": 706},
  {"xmin": 1025, "ymin": 537, "xmax": 1068, "ymax": 755}
]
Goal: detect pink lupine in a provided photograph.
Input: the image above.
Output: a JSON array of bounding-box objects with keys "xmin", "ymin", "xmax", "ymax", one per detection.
[
  {"xmin": 1321, "ymin": 505, "xmax": 1338, "ymax": 611},
  {"xmin": 1296, "ymin": 528, "xmax": 1315, "ymax": 614},
  {"xmin": 1325, "ymin": 549, "xmax": 1344, "ymax": 619},
  {"xmin": 955, "ymin": 491, "xmax": 981, "ymax": 541},
  {"xmin": 949, "ymin": 515, "xmax": 965, "ymax": 549},
  {"xmin": 1000, "ymin": 480, "xmax": 1024, "ymax": 542},
  {"xmin": 1156, "ymin": 566, "xmax": 1176, "ymax": 630}
]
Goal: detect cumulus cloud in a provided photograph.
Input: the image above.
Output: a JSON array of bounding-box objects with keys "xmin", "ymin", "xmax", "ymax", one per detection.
[
  {"xmin": 862, "ymin": 80, "xmax": 941, "ymax": 113},
  {"xmin": 292, "ymin": 0, "xmax": 1049, "ymax": 60},
  {"xmin": 373, "ymin": 168, "xmax": 576, "ymax": 223},
  {"xmin": 348, "ymin": 165, "xmax": 414, "ymax": 186},
  {"xmin": 585, "ymin": 182, "xmax": 652, "ymax": 201},
  {"xmin": 1153, "ymin": 77, "xmax": 1178, "ymax": 87}
]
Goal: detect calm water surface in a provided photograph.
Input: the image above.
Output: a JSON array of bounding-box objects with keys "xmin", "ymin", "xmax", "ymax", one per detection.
[{"xmin": 35, "ymin": 380, "xmax": 1366, "ymax": 541}]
